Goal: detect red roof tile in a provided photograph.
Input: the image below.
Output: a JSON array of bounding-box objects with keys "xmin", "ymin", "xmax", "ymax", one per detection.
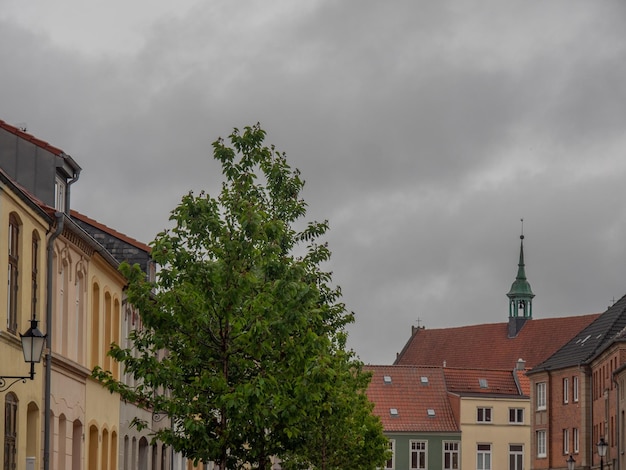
[
  {"xmin": 515, "ymin": 369, "xmax": 531, "ymax": 397},
  {"xmin": 0, "ymin": 119, "xmax": 65, "ymax": 156},
  {"xmin": 364, "ymin": 365, "xmax": 459, "ymax": 433},
  {"xmin": 394, "ymin": 315, "xmax": 599, "ymax": 370},
  {"xmin": 443, "ymin": 368, "xmax": 521, "ymax": 396}
]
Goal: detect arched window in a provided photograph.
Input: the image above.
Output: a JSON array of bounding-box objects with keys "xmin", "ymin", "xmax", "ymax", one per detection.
[
  {"xmin": 88, "ymin": 425, "xmax": 98, "ymax": 470},
  {"xmin": 7, "ymin": 214, "xmax": 20, "ymax": 332},
  {"xmin": 75, "ymin": 270, "xmax": 85, "ymax": 363},
  {"xmin": 4, "ymin": 393, "xmax": 18, "ymax": 469},
  {"xmin": 138, "ymin": 437, "xmax": 149, "ymax": 470},
  {"xmin": 112, "ymin": 298, "xmax": 120, "ymax": 379},
  {"xmin": 58, "ymin": 415, "xmax": 67, "ymax": 469},
  {"xmin": 31, "ymin": 231, "xmax": 40, "ymax": 320},
  {"xmin": 111, "ymin": 431, "xmax": 117, "ymax": 470},
  {"xmin": 72, "ymin": 420, "xmax": 82, "ymax": 470},
  {"xmin": 91, "ymin": 283, "xmax": 100, "ymax": 369},
  {"xmin": 101, "ymin": 428, "xmax": 109, "ymax": 470},
  {"xmin": 123, "ymin": 436, "xmax": 129, "ymax": 470},
  {"xmin": 104, "ymin": 292, "xmax": 112, "ymax": 372},
  {"xmin": 26, "ymin": 402, "xmax": 39, "ymax": 464}
]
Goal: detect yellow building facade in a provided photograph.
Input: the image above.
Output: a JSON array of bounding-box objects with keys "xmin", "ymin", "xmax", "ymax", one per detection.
[
  {"xmin": 456, "ymin": 395, "xmax": 531, "ymax": 470},
  {"xmin": 0, "ymin": 173, "xmax": 51, "ymax": 469},
  {"xmin": 46, "ymin": 216, "xmax": 125, "ymax": 470}
]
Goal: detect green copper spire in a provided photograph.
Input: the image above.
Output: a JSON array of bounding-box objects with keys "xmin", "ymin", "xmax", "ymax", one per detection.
[{"xmin": 507, "ymin": 230, "xmax": 535, "ymax": 319}]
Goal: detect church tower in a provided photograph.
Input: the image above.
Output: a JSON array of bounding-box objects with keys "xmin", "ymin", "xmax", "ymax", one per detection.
[{"xmin": 507, "ymin": 229, "xmax": 535, "ymax": 337}]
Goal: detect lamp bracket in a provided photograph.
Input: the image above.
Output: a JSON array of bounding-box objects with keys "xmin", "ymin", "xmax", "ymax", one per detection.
[{"xmin": 0, "ymin": 376, "xmax": 30, "ymax": 392}]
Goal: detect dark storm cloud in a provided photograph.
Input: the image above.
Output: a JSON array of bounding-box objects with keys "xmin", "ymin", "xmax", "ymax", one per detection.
[{"xmin": 2, "ymin": 0, "xmax": 626, "ymax": 363}]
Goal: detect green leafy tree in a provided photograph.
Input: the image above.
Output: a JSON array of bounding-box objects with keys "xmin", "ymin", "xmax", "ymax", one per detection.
[
  {"xmin": 281, "ymin": 335, "xmax": 390, "ymax": 470},
  {"xmin": 93, "ymin": 124, "xmax": 388, "ymax": 469}
]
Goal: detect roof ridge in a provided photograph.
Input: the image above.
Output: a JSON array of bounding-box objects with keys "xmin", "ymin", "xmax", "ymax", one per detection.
[
  {"xmin": 0, "ymin": 119, "xmax": 65, "ymax": 156},
  {"xmin": 70, "ymin": 209, "xmax": 151, "ymax": 253}
]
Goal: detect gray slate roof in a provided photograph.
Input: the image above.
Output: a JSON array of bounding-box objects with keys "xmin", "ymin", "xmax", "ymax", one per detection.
[
  {"xmin": 530, "ymin": 293, "xmax": 626, "ymax": 373},
  {"xmin": 72, "ymin": 216, "xmax": 152, "ymax": 274}
]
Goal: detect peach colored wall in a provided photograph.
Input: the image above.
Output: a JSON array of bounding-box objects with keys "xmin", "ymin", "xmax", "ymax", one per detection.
[{"xmin": 458, "ymin": 396, "xmax": 530, "ymax": 470}]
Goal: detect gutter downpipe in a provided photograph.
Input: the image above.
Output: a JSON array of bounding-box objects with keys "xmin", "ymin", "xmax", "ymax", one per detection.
[
  {"xmin": 65, "ymin": 166, "xmax": 81, "ymax": 215},
  {"xmin": 44, "ymin": 212, "xmax": 64, "ymax": 470}
]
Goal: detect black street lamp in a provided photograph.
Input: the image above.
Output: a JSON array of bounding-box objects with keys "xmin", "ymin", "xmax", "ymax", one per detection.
[
  {"xmin": 567, "ymin": 454, "xmax": 576, "ymax": 470},
  {"xmin": 0, "ymin": 317, "xmax": 46, "ymax": 392},
  {"xmin": 597, "ymin": 437, "xmax": 608, "ymax": 470}
]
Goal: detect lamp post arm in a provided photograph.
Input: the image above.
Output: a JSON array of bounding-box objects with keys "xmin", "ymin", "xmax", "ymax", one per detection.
[
  {"xmin": 0, "ymin": 377, "xmax": 29, "ymax": 392},
  {"xmin": 0, "ymin": 363, "xmax": 37, "ymax": 392}
]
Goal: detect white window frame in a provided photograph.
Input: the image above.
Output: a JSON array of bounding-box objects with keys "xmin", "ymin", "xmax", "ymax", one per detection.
[
  {"xmin": 410, "ymin": 440, "xmax": 427, "ymax": 470},
  {"xmin": 563, "ymin": 378, "xmax": 569, "ymax": 403},
  {"xmin": 443, "ymin": 441, "xmax": 460, "ymax": 470},
  {"xmin": 509, "ymin": 408, "xmax": 524, "ymax": 424},
  {"xmin": 573, "ymin": 428, "xmax": 579, "ymax": 453},
  {"xmin": 477, "ymin": 407, "xmax": 493, "ymax": 423},
  {"xmin": 477, "ymin": 444, "xmax": 492, "ymax": 470},
  {"xmin": 573, "ymin": 376, "xmax": 579, "ymax": 402},
  {"xmin": 509, "ymin": 444, "xmax": 524, "ymax": 470},
  {"xmin": 563, "ymin": 428, "xmax": 570, "ymax": 454},
  {"xmin": 55, "ymin": 175, "xmax": 66, "ymax": 212},
  {"xmin": 537, "ymin": 430, "xmax": 547, "ymax": 458},
  {"xmin": 536, "ymin": 383, "xmax": 547, "ymax": 410}
]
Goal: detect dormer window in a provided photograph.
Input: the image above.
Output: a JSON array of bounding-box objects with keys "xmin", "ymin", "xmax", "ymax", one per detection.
[{"xmin": 55, "ymin": 175, "xmax": 66, "ymax": 212}]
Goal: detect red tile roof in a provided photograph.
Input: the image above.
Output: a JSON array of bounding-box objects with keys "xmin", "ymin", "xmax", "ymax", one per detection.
[
  {"xmin": 515, "ymin": 369, "xmax": 531, "ymax": 397},
  {"xmin": 443, "ymin": 368, "xmax": 521, "ymax": 397},
  {"xmin": 364, "ymin": 365, "xmax": 459, "ymax": 433},
  {"xmin": 394, "ymin": 315, "xmax": 599, "ymax": 370},
  {"xmin": 0, "ymin": 119, "xmax": 65, "ymax": 156}
]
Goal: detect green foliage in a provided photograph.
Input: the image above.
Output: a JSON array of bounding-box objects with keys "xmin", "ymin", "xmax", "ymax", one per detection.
[{"xmin": 93, "ymin": 124, "xmax": 387, "ymax": 469}]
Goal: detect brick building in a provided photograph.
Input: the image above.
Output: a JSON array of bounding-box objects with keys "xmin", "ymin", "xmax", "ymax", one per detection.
[{"xmin": 528, "ymin": 294, "xmax": 626, "ymax": 470}]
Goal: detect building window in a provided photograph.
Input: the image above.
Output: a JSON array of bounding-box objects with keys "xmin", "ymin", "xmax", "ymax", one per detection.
[
  {"xmin": 537, "ymin": 430, "xmax": 547, "ymax": 458},
  {"xmin": 477, "ymin": 407, "xmax": 492, "ymax": 423},
  {"xmin": 4, "ymin": 393, "xmax": 18, "ymax": 470},
  {"xmin": 477, "ymin": 444, "xmax": 492, "ymax": 470},
  {"xmin": 573, "ymin": 428, "xmax": 579, "ymax": 453},
  {"xmin": 509, "ymin": 408, "xmax": 524, "ymax": 424},
  {"xmin": 55, "ymin": 175, "xmax": 66, "ymax": 212},
  {"xmin": 509, "ymin": 444, "xmax": 523, "ymax": 470},
  {"xmin": 443, "ymin": 441, "xmax": 460, "ymax": 470},
  {"xmin": 410, "ymin": 440, "xmax": 427, "ymax": 470},
  {"xmin": 573, "ymin": 376, "xmax": 579, "ymax": 402},
  {"xmin": 563, "ymin": 378, "xmax": 569, "ymax": 403},
  {"xmin": 563, "ymin": 429, "xmax": 570, "ymax": 454},
  {"xmin": 7, "ymin": 214, "xmax": 20, "ymax": 333},
  {"xmin": 385, "ymin": 440, "xmax": 395, "ymax": 469},
  {"xmin": 31, "ymin": 232, "xmax": 39, "ymax": 319},
  {"xmin": 536, "ymin": 382, "xmax": 547, "ymax": 410}
]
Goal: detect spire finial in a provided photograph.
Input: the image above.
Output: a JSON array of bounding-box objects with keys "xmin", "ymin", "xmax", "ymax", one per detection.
[{"xmin": 520, "ymin": 218, "xmax": 524, "ymax": 240}]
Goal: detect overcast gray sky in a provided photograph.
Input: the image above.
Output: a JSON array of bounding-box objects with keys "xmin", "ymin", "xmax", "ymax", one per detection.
[{"xmin": 2, "ymin": 1, "xmax": 626, "ymax": 365}]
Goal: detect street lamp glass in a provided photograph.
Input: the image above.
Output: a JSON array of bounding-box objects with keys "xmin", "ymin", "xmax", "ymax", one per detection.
[
  {"xmin": 597, "ymin": 438, "xmax": 608, "ymax": 457},
  {"xmin": 20, "ymin": 318, "xmax": 46, "ymax": 364}
]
